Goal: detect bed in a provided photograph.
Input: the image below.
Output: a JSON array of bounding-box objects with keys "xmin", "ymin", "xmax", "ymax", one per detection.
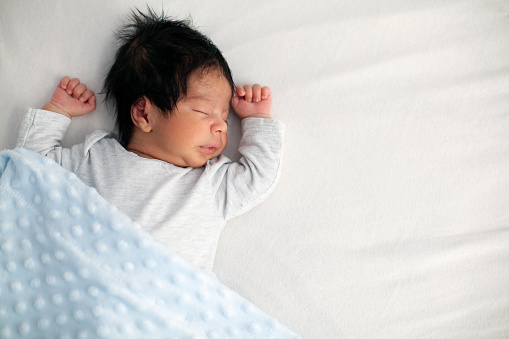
[{"xmin": 1, "ymin": 0, "xmax": 508, "ymax": 337}]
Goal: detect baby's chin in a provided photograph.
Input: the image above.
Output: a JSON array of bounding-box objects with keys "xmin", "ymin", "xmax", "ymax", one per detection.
[
  {"xmin": 186, "ymin": 153, "xmax": 222, "ymax": 168},
  {"xmin": 185, "ymin": 142, "xmax": 227, "ymax": 168}
]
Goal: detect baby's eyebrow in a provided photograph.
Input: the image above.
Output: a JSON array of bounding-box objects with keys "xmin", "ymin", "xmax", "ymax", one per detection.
[
  {"xmin": 185, "ymin": 94, "xmax": 216, "ymax": 103},
  {"xmin": 186, "ymin": 95, "xmax": 231, "ymax": 111}
]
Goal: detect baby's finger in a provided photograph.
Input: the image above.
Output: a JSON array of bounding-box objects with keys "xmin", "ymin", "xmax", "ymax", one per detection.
[
  {"xmin": 235, "ymin": 86, "xmax": 246, "ymax": 97},
  {"xmin": 89, "ymin": 95, "xmax": 97, "ymax": 108},
  {"xmin": 252, "ymin": 84, "xmax": 262, "ymax": 102},
  {"xmin": 66, "ymin": 78, "xmax": 81, "ymax": 95},
  {"xmin": 72, "ymin": 83, "xmax": 88, "ymax": 99},
  {"xmin": 60, "ymin": 76, "xmax": 71, "ymax": 90},
  {"xmin": 79, "ymin": 89, "xmax": 95, "ymax": 102},
  {"xmin": 84, "ymin": 94, "xmax": 97, "ymax": 109},
  {"xmin": 261, "ymin": 86, "xmax": 271, "ymax": 100},
  {"xmin": 243, "ymin": 85, "xmax": 253, "ymax": 103}
]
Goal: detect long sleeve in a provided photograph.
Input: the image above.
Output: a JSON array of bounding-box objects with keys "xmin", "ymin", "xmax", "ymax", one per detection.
[
  {"xmin": 16, "ymin": 108, "xmax": 106, "ymax": 173},
  {"xmin": 209, "ymin": 117, "xmax": 285, "ymax": 220}
]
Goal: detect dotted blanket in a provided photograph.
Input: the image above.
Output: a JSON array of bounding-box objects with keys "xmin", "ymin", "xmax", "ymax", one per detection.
[{"xmin": 0, "ymin": 148, "xmax": 298, "ymax": 338}]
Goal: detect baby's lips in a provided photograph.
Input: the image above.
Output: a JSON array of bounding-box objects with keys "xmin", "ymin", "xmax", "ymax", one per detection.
[{"xmin": 199, "ymin": 145, "xmax": 220, "ymax": 155}]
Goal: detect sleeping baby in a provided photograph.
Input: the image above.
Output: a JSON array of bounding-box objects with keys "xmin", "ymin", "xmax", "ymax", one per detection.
[{"xmin": 17, "ymin": 8, "xmax": 284, "ymax": 275}]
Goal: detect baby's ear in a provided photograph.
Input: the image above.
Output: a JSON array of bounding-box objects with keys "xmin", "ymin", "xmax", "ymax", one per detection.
[{"xmin": 130, "ymin": 97, "xmax": 152, "ymax": 132}]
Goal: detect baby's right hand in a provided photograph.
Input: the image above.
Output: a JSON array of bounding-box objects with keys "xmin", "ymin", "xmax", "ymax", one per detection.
[{"xmin": 42, "ymin": 76, "xmax": 96, "ymax": 118}]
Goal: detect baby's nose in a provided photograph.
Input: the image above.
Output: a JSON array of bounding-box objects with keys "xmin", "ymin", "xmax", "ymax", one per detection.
[{"xmin": 213, "ymin": 119, "xmax": 227, "ymax": 133}]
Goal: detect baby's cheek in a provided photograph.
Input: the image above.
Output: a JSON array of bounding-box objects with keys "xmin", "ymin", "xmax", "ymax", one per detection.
[{"xmin": 218, "ymin": 135, "xmax": 228, "ymax": 155}]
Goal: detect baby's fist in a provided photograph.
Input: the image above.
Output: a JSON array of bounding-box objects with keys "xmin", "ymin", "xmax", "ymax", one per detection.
[
  {"xmin": 42, "ymin": 76, "xmax": 96, "ymax": 118},
  {"xmin": 231, "ymin": 84, "xmax": 272, "ymax": 119}
]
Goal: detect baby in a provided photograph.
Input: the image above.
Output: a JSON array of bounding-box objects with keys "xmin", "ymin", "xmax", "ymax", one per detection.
[{"xmin": 17, "ymin": 9, "xmax": 284, "ymax": 275}]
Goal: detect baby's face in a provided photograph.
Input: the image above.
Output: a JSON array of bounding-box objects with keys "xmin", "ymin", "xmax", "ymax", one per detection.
[{"xmin": 150, "ymin": 69, "xmax": 231, "ymax": 167}]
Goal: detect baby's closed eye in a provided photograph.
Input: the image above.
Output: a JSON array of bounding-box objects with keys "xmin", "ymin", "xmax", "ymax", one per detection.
[{"xmin": 193, "ymin": 109, "xmax": 210, "ymax": 115}]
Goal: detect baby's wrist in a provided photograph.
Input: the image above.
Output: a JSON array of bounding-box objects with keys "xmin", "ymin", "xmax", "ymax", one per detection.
[
  {"xmin": 42, "ymin": 102, "xmax": 72, "ymax": 119},
  {"xmin": 241, "ymin": 113, "xmax": 272, "ymax": 120}
]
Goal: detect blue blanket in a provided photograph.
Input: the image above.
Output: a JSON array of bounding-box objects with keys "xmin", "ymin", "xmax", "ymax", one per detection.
[{"xmin": 0, "ymin": 148, "xmax": 298, "ymax": 338}]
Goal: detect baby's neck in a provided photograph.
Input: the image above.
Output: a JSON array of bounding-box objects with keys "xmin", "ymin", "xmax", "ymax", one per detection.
[{"xmin": 125, "ymin": 147, "xmax": 155, "ymax": 159}]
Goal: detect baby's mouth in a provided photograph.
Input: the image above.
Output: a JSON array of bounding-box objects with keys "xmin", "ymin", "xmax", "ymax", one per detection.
[{"xmin": 199, "ymin": 145, "xmax": 220, "ymax": 155}]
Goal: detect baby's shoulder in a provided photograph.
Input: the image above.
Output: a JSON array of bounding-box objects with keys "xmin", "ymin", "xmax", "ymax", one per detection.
[{"xmin": 82, "ymin": 130, "xmax": 124, "ymax": 158}]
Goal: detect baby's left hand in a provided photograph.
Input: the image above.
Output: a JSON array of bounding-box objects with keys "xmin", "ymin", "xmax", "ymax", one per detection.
[{"xmin": 231, "ymin": 84, "xmax": 272, "ymax": 119}]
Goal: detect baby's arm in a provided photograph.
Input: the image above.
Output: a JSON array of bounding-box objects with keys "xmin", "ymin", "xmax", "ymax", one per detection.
[
  {"xmin": 231, "ymin": 84, "xmax": 272, "ymax": 119},
  {"xmin": 42, "ymin": 76, "xmax": 96, "ymax": 118},
  {"xmin": 17, "ymin": 77, "xmax": 97, "ymax": 170},
  {"xmin": 212, "ymin": 83, "xmax": 284, "ymax": 219}
]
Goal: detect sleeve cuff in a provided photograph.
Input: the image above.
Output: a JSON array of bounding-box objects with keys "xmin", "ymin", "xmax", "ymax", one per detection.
[{"xmin": 241, "ymin": 117, "xmax": 285, "ymax": 133}]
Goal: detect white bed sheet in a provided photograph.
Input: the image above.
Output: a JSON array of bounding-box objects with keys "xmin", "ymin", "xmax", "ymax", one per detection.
[{"xmin": 1, "ymin": 0, "xmax": 508, "ymax": 337}]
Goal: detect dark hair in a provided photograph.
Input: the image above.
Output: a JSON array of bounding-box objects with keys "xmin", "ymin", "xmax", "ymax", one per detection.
[{"xmin": 104, "ymin": 8, "xmax": 234, "ymax": 146}]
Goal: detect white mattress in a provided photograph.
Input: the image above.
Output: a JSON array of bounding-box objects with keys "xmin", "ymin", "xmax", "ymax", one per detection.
[{"xmin": 1, "ymin": 0, "xmax": 508, "ymax": 337}]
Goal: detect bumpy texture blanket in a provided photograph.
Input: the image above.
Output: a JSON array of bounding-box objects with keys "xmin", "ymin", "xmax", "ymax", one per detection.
[{"xmin": 0, "ymin": 148, "xmax": 297, "ymax": 338}]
